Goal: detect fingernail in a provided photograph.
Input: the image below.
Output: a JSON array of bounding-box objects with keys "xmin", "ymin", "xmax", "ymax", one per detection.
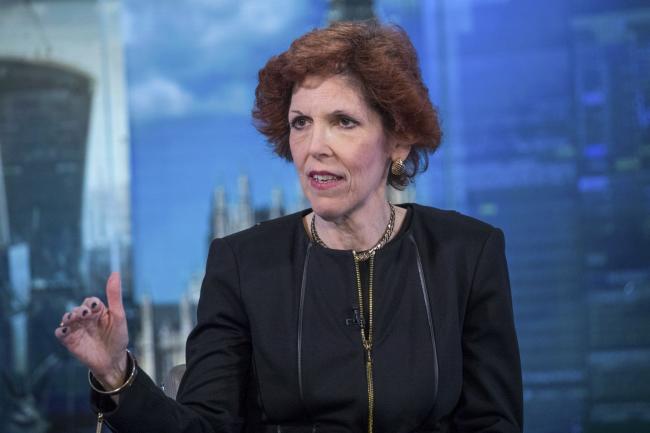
[
  {"xmin": 82, "ymin": 310, "xmax": 88, "ymax": 316},
  {"xmin": 91, "ymin": 302, "xmax": 97, "ymax": 309},
  {"xmin": 62, "ymin": 327, "xmax": 68, "ymax": 334},
  {"xmin": 67, "ymin": 313, "xmax": 71, "ymax": 319}
]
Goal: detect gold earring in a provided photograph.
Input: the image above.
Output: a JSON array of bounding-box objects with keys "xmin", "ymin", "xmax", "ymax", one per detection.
[{"xmin": 391, "ymin": 158, "xmax": 405, "ymax": 176}]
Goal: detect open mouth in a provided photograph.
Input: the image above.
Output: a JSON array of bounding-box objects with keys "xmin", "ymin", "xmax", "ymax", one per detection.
[{"xmin": 309, "ymin": 171, "xmax": 343, "ymax": 184}]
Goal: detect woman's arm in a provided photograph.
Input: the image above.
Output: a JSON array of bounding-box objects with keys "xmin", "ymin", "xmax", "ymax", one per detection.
[
  {"xmin": 91, "ymin": 238, "xmax": 252, "ymax": 433},
  {"xmin": 452, "ymin": 228, "xmax": 524, "ymax": 432}
]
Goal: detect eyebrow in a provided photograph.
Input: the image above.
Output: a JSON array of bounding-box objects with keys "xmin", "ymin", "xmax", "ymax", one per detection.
[
  {"xmin": 288, "ymin": 108, "xmax": 363, "ymax": 121},
  {"xmin": 331, "ymin": 109, "xmax": 355, "ymax": 117},
  {"xmin": 290, "ymin": 109, "xmax": 356, "ymax": 116}
]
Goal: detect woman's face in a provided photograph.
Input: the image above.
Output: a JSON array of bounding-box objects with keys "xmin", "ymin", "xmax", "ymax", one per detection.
[{"xmin": 289, "ymin": 75, "xmax": 405, "ymax": 221}]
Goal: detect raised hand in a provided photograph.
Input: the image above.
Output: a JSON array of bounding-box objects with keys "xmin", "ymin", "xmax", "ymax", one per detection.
[{"xmin": 55, "ymin": 272, "xmax": 130, "ymax": 389}]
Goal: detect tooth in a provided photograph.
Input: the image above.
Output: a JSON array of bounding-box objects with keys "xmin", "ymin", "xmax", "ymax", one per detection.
[{"xmin": 312, "ymin": 174, "xmax": 338, "ymax": 182}]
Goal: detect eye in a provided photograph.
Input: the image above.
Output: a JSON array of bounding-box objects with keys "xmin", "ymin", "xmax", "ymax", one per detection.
[
  {"xmin": 338, "ymin": 116, "xmax": 358, "ymax": 129},
  {"xmin": 290, "ymin": 116, "xmax": 310, "ymax": 130}
]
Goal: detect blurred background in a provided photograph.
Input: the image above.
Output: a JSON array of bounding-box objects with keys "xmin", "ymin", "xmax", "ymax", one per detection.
[{"xmin": 0, "ymin": 0, "xmax": 648, "ymax": 432}]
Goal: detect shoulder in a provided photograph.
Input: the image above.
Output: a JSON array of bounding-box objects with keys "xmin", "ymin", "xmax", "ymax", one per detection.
[
  {"xmin": 405, "ymin": 203, "xmax": 505, "ymax": 264},
  {"xmin": 225, "ymin": 209, "xmax": 306, "ymax": 243},
  {"xmin": 409, "ymin": 203, "xmax": 498, "ymax": 242},
  {"xmin": 210, "ymin": 210, "xmax": 308, "ymax": 260}
]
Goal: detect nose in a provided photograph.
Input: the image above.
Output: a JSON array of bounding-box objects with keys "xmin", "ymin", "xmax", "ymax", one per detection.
[{"xmin": 307, "ymin": 121, "xmax": 333, "ymax": 159}]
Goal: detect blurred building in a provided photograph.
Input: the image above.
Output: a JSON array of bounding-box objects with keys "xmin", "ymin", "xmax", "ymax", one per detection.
[
  {"xmin": 136, "ymin": 277, "xmax": 200, "ymax": 385},
  {"xmin": 0, "ymin": 61, "xmax": 90, "ymax": 288},
  {"xmin": 329, "ymin": 0, "xmax": 374, "ymax": 22},
  {"xmin": 573, "ymin": 7, "xmax": 650, "ymax": 431},
  {"xmin": 441, "ymin": 2, "xmax": 586, "ymax": 429},
  {"xmin": 138, "ymin": 175, "xmax": 296, "ymax": 383},
  {"xmin": 0, "ymin": 1, "xmax": 132, "ymax": 431},
  {"xmin": 435, "ymin": 1, "xmax": 650, "ymax": 432},
  {"xmin": 210, "ymin": 175, "xmax": 303, "ymax": 240}
]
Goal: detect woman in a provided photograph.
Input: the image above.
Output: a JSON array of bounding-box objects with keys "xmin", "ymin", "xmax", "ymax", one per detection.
[{"xmin": 55, "ymin": 21, "xmax": 522, "ymax": 433}]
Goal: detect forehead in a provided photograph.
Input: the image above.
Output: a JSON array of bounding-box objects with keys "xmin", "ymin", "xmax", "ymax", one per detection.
[{"xmin": 289, "ymin": 74, "xmax": 372, "ymax": 113}]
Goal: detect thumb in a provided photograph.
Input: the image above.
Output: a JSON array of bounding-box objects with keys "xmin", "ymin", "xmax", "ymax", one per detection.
[{"xmin": 106, "ymin": 272, "xmax": 125, "ymax": 315}]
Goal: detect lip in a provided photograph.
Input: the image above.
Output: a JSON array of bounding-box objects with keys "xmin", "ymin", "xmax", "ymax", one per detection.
[
  {"xmin": 307, "ymin": 170, "xmax": 344, "ymax": 191},
  {"xmin": 308, "ymin": 169, "xmax": 343, "ymax": 177}
]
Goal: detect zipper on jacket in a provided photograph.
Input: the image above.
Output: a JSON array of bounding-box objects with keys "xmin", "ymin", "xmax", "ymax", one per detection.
[{"xmin": 298, "ymin": 237, "xmax": 439, "ymax": 423}]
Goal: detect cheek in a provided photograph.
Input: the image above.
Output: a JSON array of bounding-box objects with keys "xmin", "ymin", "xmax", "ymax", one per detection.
[
  {"xmin": 348, "ymin": 153, "xmax": 387, "ymax": 192},
  {"xmin": 356, "ymin": 147, "xmax": 388, "ymax": 174},
  {"xmin": 365, "ymin": 157, "xmax": 390, "ymax": 190},
  {"xmin": 290, "ymin": 147, "xmax": 309, "ymax": 179},
  {"xmin": 288, "ymin": 140, "xmax": 302, "ymax": 164}
]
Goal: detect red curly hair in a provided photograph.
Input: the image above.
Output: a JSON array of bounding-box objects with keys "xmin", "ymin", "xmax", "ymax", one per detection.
[{"xmin": 252, "ymin": 20, "xmax": 442, "ymax": 189}]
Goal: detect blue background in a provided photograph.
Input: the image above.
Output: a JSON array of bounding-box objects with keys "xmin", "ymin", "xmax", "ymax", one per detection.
[
  {"xmin": 125, "ymin": 1, "xmax": 650, "ymax": 430},
  {"xmin": 0, "ymin": 0, "xmax": 647, "ymax": 431}
]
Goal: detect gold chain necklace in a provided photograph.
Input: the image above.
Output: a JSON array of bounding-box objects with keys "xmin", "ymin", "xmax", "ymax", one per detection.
[
  {"xmin": 309, "ymin": 203, "xmax": 395, "ymax": 262},
  {"xmin": 310, "ymin": 203, "xmax": 395, "ymax": 433}
]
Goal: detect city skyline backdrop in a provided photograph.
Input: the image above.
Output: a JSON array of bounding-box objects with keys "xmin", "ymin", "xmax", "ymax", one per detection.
[{"xmin": 0, "ymin": 0, "xmax": 648, "ymax": 432}]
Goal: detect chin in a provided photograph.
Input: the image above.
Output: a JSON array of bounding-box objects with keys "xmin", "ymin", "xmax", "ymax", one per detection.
[{"xmin": 308, "ymin": 197, "xmax": 350, "ymax": 222}]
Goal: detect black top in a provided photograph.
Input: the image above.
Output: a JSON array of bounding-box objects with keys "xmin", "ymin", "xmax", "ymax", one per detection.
[{"xmin": 96, "ymin": 204, "xmax": 523, "ymax": 433}]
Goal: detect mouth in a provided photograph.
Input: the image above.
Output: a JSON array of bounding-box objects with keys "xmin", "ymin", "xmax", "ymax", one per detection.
[
  {"xmin": 307, "ymin": 170, "xmax": 344, "ymax": 191},
  {"xmin": 308, "ymin": 170, "xmax": 344, "ymax": 184}
]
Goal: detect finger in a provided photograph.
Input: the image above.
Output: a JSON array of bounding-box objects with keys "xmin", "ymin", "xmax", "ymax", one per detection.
[
  {"xmin": 106, "ymin": 272, "xmax": 125, "ymax": 315},
  {"xmin": 69, "ymin": 305, "xmax": 89, "ymax": 321},
  {"xmin": 54, "ymin": 325, "xmax": 70, "ymax": 339},
  {"xmin": 82, "ymin": 296, "xmax": 105, "ymax": 316},
  {"xmin": 79, "ymin": 304, "xmax": 92, "ymax": 320},
  {"xmin": 60, "ymin": 311, "xmax": 73, "ymax": 326}
]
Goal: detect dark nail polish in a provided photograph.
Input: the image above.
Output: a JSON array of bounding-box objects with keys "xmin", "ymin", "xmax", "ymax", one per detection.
[
  {"xmin": 82, "ymin": 310, "xmax": 88, "ymax": 316},
  {"xmin": 91, "ymin": 302, "xmax": 97, "ymax": 309},
  {"xmin": 62, "ymin": 327, "xmax": 68, "ymax": 333}
]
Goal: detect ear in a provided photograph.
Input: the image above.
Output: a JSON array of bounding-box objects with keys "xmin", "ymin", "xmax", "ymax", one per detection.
[{"xmin": 389, "ymin": 138, "xmax": 412, "ymax": 162}]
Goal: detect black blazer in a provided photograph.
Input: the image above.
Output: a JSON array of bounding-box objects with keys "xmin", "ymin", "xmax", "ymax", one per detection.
[{"xmin": 98, "ymin": 204, "xmax": 523, "ymax": 433}]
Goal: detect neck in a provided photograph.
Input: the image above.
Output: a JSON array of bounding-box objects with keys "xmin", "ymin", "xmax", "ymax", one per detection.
[{"xmin": 312, "ymin": 197, "xmax": 392, "ymax": 252}]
